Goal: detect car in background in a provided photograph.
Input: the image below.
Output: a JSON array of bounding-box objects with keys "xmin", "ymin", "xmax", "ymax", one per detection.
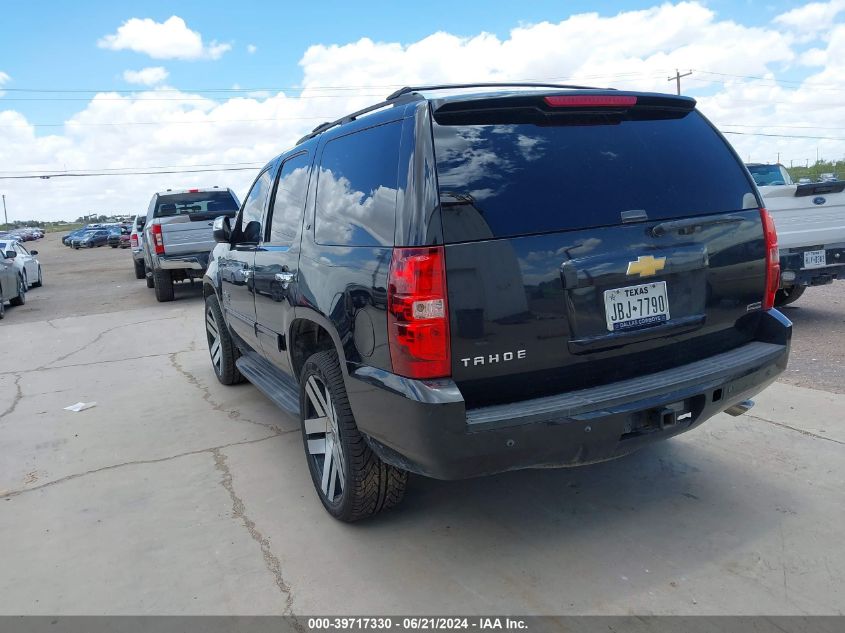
[
  {"xmin": 63, "ymin": 227, "xmax": 91, "ymax": 246},
  {"xmin": 798, "ymin": 177, "xmax": 812, "ymax": 184},
  {"xmin": 142, "ymin": 187, "xmax": 239, "ymax": 301},
  {"xmin": 820, "ymin": 173, "xmax": 838, "ymax": 182},
  {"xmin": 107, "ymin": 226, "xmax": 128, "ymax": 248},
  {"xmin": 0, "ymin": 248, "xmax": 27, "ymax": 318},
  {"xmin": 0, "ymin": 239, "xmax": 41, "ymax": 289},
  {"xmin": 71, "ymin": 229, "xmax": 110, "ymax": 249},
  {"xmin": 118, "ymin": 233, "xmax": 130, "ymax": 248},
  {"xmin": 129, "ymin": 214, "xmax": 147, "ymax": 280}
]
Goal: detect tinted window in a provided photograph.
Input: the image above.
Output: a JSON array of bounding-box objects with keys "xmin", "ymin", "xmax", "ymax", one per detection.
[
  {"xmin": 433, "ymin": 111, "xmax": 756, "ymax": 242},
  {"xmin": 154, "ymin": 191, "xmax": 239, "ymax": 220},
  {"xmin": 236, "ymin": 170, "xmax": 273, "ymax": 244},
  {"xmin": 268, "ymin": 152, "xmax": 311, "ymax": 245},
  {"xmin": 315, "ymin": 121, "xmax": 401, "ymax": 247}
]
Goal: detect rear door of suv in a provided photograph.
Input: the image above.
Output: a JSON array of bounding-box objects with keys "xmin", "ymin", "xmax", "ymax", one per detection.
[{"xmin": 431, "ymin": 92, "xmax": 766, "ymax": 408}]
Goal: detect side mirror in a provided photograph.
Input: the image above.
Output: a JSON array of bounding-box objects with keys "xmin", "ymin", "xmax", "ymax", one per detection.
[
  {"xmin": 213, "ymin": 215, "xmax": 232, "ymax": 243},
  {"xmin": 4, "ymin": 250, "xmax": 16, "ymax": 259},
  {"xmin": 30, "ymin": 250, "xmax": 38, "ymax": 255}
]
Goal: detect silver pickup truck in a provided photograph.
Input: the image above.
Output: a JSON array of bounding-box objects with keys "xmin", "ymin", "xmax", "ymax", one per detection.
[
  {"xmin": 753, "ymin": 167, "xmax": 845, "ymax": 305},
  {"xmin": 142, "ymin": 187, "xmax": 240, "ymax": 302}
]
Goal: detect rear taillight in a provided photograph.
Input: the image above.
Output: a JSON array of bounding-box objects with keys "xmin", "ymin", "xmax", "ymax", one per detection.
[
  {"xmin": 130, "ymin": 234, "xmax": 138, "ymax": 247},
  {"xmin": 760, "ymin": 208, "xmax": 780, "ymax": 310},
  {"xmin": 387, "ymin": 247, "xmax": 451, "ymax": 379},
  {"xmin": 151, "ymin": 223, "xmax": 164, "ymax": 255},
  {"xmin": 544, "ymin": 95, "xmax": 638, "ymax": 108}
]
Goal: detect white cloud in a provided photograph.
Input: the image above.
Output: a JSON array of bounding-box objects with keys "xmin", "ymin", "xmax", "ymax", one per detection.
[
  {"xmin": 247, "ymin": 44, "xmax": 257, "ymax": 54},
  {"xmin": 0, "ymin": 71, "xmax": 9, "ymax": 97},
  {"xmin": 774, "ymin": 0, "xmax": 845, "ymax": 39},
  {"xmin": 3, "ymin": 2, "xmax": 845, "ymax": 221},
  {"xmin": 98, "ymin": 16, "xmax": 231, "ymax": 60},
  {"xmin": 122, "ymin": 66, "xmax": 169, "ymax": 86}
]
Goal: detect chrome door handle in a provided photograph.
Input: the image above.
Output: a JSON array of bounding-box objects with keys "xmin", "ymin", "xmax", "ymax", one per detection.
[{"xmin": 275, "ymin": 271, "xmax": 295, "ymax": 287}]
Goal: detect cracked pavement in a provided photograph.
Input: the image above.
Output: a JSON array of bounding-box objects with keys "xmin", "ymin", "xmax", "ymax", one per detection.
[{"xmin": 0, "ymin": 235, "xmax": 843, "ymax": 615}]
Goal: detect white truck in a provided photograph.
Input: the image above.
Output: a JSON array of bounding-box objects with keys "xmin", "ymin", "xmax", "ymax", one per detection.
[
  {"xmin": 142, "ymin": 187, "xmax": 240, "ymax": 302},
  {"xmin": 749, "ymin": 164, "xmax": 845, "ymax": 306}
]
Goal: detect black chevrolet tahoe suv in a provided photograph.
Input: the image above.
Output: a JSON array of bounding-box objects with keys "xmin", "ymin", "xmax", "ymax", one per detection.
[{"xmin": 203, "ymin": 83, "xmax": 791, "ymax": 521}]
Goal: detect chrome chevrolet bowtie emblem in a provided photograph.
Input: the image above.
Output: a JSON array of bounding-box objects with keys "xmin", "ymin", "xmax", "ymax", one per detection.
[{"xmin": 626, "ymin": 255, "xmax": 666, "ymax": 278}]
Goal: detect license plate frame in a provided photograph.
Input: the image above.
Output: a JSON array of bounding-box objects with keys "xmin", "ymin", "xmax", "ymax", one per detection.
[
  {"xmin": 803, "ymin": 249, "xmax": 826, "ymax": 269},
  {"xmin": 604, "ymin": 281, "xmax": 670, "ymax": 332}
]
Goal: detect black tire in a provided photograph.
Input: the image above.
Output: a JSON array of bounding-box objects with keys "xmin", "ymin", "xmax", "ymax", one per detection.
[
  {"xmin": 31, "ymin": 266, "xmax": 42, "ymax": 288},
  {"xmin": 111, "ymin": 244, "xmax": 118, "ymax": 249},
  {"xmin": 22, "ymin": 270, "xmax": 28, "ymax": 289},
  {"xmin": 775, "ymin": 285, "xmax": 806, "ymax": 307},
  {"xmin": 153, "ymin": 269, "xmax": 174, "ymax": 302},
  {"xmin": 133, "ymin": 258, "xmax": 146, "ymax": 280},
  {"xmin": 204, "ymin": 294, "xmax": 244, "ymax": 385},
  {"xmin": 145, "ymin": 266, "xmax": 155, "ymax": 288},
  {"xmin": 10, "ymin": 275, "xmax": 25, "ymax": 306},
  {"xmin": 299, "ymin": 350, "xmax": 407, "ymax": 522},
  {"xmin": 0, "ymin": 291, "xmax": 5, "ymax": 319}
]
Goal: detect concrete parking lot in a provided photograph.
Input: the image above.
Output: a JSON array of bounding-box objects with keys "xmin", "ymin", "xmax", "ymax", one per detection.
[{"xmin": 1, "ymin": 235, "xmax": 843, "ymax": 615}]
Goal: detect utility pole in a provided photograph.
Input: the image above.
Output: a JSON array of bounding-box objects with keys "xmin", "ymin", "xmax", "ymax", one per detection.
[
  {"xmin": 777, "ymin": 152, "xmax": 781, "ymax": 164},
  {"xmin": 2, "ymin": 194, "xmax": 7, "ymax": 226},
  {"xmin": 667, "ymin": 69, "xmax": 693, "ymax": 95}
]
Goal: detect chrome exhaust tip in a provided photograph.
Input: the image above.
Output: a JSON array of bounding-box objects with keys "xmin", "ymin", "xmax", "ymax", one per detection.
[{"xmin": 725, "ymin": 399, "xmax": 754, "ymax": 417}]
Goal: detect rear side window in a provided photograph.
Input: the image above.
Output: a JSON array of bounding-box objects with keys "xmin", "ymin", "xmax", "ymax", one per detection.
[
  {"xmin": 433, "ymin": 111, "xmax": 756, "ymax": 242},
  {"xmin": 268, "ymin": 152, "xmax": 311, "ymax": 245},
  {"xmin": 154, "ymin": 191, "xmax": 239, "ymax": 220},
  {"xmin": 747, "ymin": 163, "xmax": 793, "ymax": 186},
  {"xmin": 314, "ymin": 121, "xmax": 401, "ymax": 247}
]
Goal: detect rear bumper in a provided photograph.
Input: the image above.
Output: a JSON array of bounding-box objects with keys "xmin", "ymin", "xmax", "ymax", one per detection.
[
  {"xmin": 346, "ymin": 310, "xmax": 791, "ymax": 480},
  {"xmin": 779, "ymin": 244, "xmax": 845, "ymax": 287},
  {"xmin": 155, "ymin": 252, "xmax": 209, "ymax": 271}
]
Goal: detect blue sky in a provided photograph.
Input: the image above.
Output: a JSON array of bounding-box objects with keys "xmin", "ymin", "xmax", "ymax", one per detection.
[
  {"xmin": 0, "ymin": 0, "xmax": 809, "ymax": 128},
  {"xmin": 1, "ymin": 0, "xmax": 843, "ymax": 220}
]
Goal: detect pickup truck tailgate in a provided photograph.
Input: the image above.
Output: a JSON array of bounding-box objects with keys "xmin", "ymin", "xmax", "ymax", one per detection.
[
  {"xmin": 760, "ymin": 182, "xmax": 845, "ymax": 250},
  {"xmin": 161, "ymin": 218, "xmax": 217, "ymax": 255}
]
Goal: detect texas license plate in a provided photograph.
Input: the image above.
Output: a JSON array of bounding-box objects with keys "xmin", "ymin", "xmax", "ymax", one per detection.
[
  {"xmin": 604, "ymin": 281, "xmax": 670, "ymax": 332},
  {"xmin": 803, "ymin": 249, "xmax": 826, "ymax": 269}
]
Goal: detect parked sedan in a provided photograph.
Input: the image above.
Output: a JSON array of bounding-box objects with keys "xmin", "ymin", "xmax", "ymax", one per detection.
[
  {"xmin": 107, "ymin": 228, "xmax": 125, "ymax": 248},
  {"xmin": 72, "ymin": 229, "xmax": 110, "ymax": 249},
  {"xmin": 0, "ymin": 240, "xmax": 41, "ymax": 288},
  {"xmin": 0, "ymin": 249, "xmax": 26, "ymax": 319},
  {"xmin": 63, "ymin": 228, "xmax": 89, "ymax": 246}
]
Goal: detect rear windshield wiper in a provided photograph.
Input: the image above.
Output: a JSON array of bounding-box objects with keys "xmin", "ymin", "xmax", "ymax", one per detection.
[{"xmin": 650, "ymin": 213, "xmax": 745, "ymax": 237}]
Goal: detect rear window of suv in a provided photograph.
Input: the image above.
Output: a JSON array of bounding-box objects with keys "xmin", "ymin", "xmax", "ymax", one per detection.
[
  {"xmin": 433, "ymin": 110, "xmax": 757, "ymax": 242},
  {"xmin": 154, "ymin": 191, "xmax": 239, "ymax": 220}
]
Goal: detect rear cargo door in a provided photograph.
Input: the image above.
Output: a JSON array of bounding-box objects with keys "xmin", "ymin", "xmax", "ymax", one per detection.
[{"xmin": 431, "ymin": 94, "xmax": 766, "ymax": 407}]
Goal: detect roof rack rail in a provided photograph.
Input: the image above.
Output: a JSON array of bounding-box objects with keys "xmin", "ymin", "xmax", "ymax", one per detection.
[
  {"xmin": 295, "ymin": 82, "xmax": 610, "ymax": 145},
  {"xmin": 295, "ymin": 92, "xmax": 423, "ymax": 145},
  {"xmin": 385, "ymin": 82, "xmax": 608, "ymax": 101}
]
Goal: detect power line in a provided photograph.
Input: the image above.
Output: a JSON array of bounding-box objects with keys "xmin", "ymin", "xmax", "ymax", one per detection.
[
  {"xmin": 0, "ymin": 166, "xmax": 262, "ymax": 180},
  {"xmin": 0, "ymin": 161, "xmax": 265, "ymax": 175},
  {"xmin": 0, "ymin": 71, "xmax": 670, "ymax": 95},
  {"xmin": 0, "ymin": 116, "xmax": 332, "ymax": 128}
]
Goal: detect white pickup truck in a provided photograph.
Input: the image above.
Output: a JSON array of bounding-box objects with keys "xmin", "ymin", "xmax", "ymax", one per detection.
[
  {"xmin": 749, "ymin": 165, "xmax": 845, "ymax": 306},
  {"xmin": 142, "ymin": 187, "xmax": 240, "ymax": 302}
]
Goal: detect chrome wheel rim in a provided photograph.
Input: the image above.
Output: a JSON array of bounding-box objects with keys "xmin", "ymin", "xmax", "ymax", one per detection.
[
  {"xmin": 205, "ymin": 306, "xmax": 222, "ymax": 373},
  {"xmin": 303, "ymin": 375, "xmax": 345, "ymax": 503}
]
